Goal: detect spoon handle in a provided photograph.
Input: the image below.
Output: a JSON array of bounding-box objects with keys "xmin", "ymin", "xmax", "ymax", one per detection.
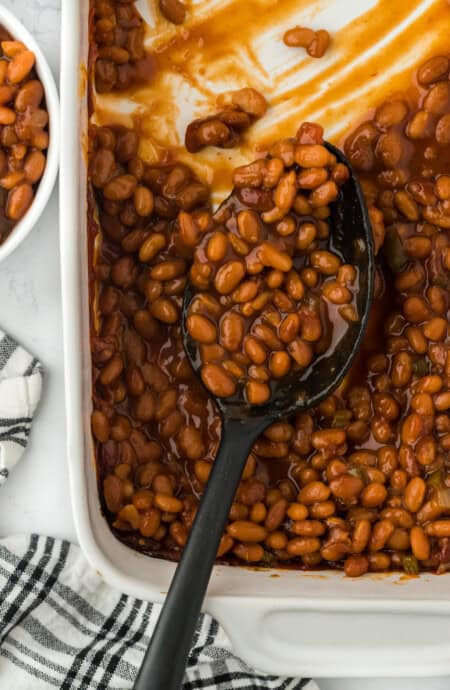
[{"xmin": 134, "ymin": 415, "xmax": 268, "ymax": 690}]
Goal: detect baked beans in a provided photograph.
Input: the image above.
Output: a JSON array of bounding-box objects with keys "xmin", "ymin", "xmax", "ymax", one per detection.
[
  {"xmin": 0, "ymin": 28, "xmax": 48, "ymax": 245},
  {"xmin": 283, "ymin": 26, "xmax": 330, "ymax": 59},
  {"xmin": 186, "ymin": 127, "xmax": 356, "ymax": 404},
  {"xmin": 89, "ymin": 1, "xmax": 450, "ymax": 577}
]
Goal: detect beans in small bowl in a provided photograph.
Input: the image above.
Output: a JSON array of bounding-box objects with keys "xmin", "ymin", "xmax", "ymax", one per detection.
[
  {"xmin": 186, "ymin": 122, "xmax": 359, "ymax": 405},
  {"xmin": 0, "ymin": 10, "xmax": 58, "ymax": 263}
]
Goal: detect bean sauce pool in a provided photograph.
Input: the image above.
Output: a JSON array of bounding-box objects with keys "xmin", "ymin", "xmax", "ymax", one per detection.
[{"xmin": 90, "ymin": 0, "xmax": 450, "ymax": 577}]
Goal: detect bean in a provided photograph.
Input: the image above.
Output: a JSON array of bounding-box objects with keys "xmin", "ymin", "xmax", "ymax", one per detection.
[
  {"xmin": 201, "ymin": 363, "xmax": 236, "ymax": 397},
  {"xmin": 370, "ymin": 519, "xmax": 394, "ymax": 551},
  {"xmin": 220, "ymin": 312, "xmax": 244, "ymax": 351},
  {"xmin": 134, "ymin": 391, "xmax": 156, "ymax": 422},
  {"xmin": 6, "ymin": 183, "xmax": 33, "ymax": 220},
  {"xmin": 154, "ymin": 493, "xmax": 183, "ymax": 513},
  {"xmin": 368, "ymin": 553, "xmax": 391, "ymax": 571},
  {"xmin": 288, "ymin": 339, "xmax": 313, "ymax": 367},
  {"xmin": 410, "ymin": 526, "xmax": 430, "ymax": 561},
  {"xmin": 423, "ymin": 317, "xmax": 447, "ymax": 341},
  {"xmin": 312, "ymin": 428, "xmax": 346, "ymax": 450},
  {"xmin": 309, "ymin": 180, "xmax": 338, "ymax": 206},
  {"xmin": 92, "ymin": 410, "xmax": 110, "ymax": 443},
  {"xmin": 103, "ymin": 475, "xmax": 124, "ymax": 513},
  {"xmin": 269, "ymin": 351, "xmax": 291, "ymax": 378},
  {"xmin": 288, "ymin": 536, "xmax": 321, "ymax": 557},
  {"xmin": 214, "ymin": 261, "xmax": 245, "ymax": 294},
  {"xmin": 133, "ymin": 310, "xmax": 159, "ymax": 340},
  {"xmin": 391, "ymin": 351, "xmax": 412, "ymax": 387},
  {"xmin": 7, "ymin": 50, "xmax": 35, "ymax": 83},
  {"xmin": 406, "ymin": 110, "xmax": 434, "ymax": 139},
  {"xmin": 403, "ymin": 477, "xmax": 426, "ymax": 513},
  {"xmin": 233, "ymin": 543, "xmax": 263, "ymax": 562},
  {"xmin": 308, "ymin": 30, "xmax": 330, "ymax": 58},
  {"xmin": 298, "ymin": 481, "xmax": 330, "ymax": 504},
  {"xmin": 228, "ymin": 520, "xmax": 267, "ymax": 542},
  {"xmin": 375, "ymin": 100, "xmax": 408, "ymax": 128},
  {"xmin": 150, "ymin": 298, "xmax": 178, "ymax": 324},
  {"xmin": 344, "ymin": 555, "xmax": 369, "ymax": 577},
  {"xmin": 258, "ymin": 242, "xmax": 292, "ymax": 272},
  {"xmin": 244, "ymin": 336, "xmax": 267, "ymax": 364},
  {"xmin": 283, "ymin": 26, "xmax": 315, "ymax": 48},
  {"xmin": 103, "ymin": 174, "xmax": 137, "ymax": 201},
  {"xmin": 360, "ymin": 482, "xmax": 387, "ymax": 508},
  {"xmin": 401, "ymin": 413, "xmax": 423, "ymax": 444},
  {"xmin": 133, "ymin": 186, "xmax": 154, "ymax": 217},
  {"xmin": 415, "ymin": 435, "xmax": 436, "ymax": 466},
  {"xmin": 435, "ymin": 114, "xmax": 450, "ymax": 144},
  {"xmin": 235, "ymin": 210, "xmax": 261, "ymax": 244},
  {"xmin": 352, "ymin": 519, "xmax": 371, "ymax": 553},
  {"xmin": 418, "ymin": 56, "xmax": 449, "ymax": 85},
  {"xmin": 424, "ymin": 81, "xmax": 450, "ymax": 114},
  {"xmin": 231, "ymin": 88, "xmax": 267, "ymax": 117},
  {"xmin": 24, "ymin": 150, "xmax": 46, "ymax": 184},
  {"xmin": 177, "ymin": 426, "xmax": 205, "ymax": 460},
  {"xmin": 435, "ymin": 392, "xmax": 450, "ymax": 411},
  {"xmin": 187, "ymin": 314, "xmax": 217, "ymax": 344},
  {"xmin": 291, "ymin": 519, "xmax": 326, "ymax": 537},
  {"xmin": 151, "ymin": 259, "xmax": 186, "ymax": 282},
  {"xmin": 323, "ymin": 280, "xmax": 352, "ymax": 304},
  {"xmin": 329, "ymin": 474, "xmax": 364, "ymax": 501},
  {"xmin": 295, "ymin": 144, "xmax": 330, "ymax": 167},
  {"xmin": 246, "ymin": 380, "xmax": 270, "ymax": 404},
  {"xmin": 310, "ymin": 250, "xmax": 340, "ymax": 275}
]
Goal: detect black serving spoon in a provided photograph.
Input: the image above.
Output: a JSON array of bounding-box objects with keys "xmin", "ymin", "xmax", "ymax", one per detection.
[{"xmin": 134, "ymin": 143, "xmax": 374, "ymax": 690}]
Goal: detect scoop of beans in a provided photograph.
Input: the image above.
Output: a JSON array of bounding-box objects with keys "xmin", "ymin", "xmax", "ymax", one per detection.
[
  {"xmin": 185, "ymin": 88, "xmax": 268, "ymax": 153},
  {"xmin": 0, "ymin": 34, "xmax": 48, "ymax": 245},
  {"xmin": 186, "ymin": 124, "xmax": 357, "ymax": 405}
]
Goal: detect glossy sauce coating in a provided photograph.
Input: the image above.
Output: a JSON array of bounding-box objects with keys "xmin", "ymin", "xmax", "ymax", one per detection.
[
  {"xmin": 186, "ymin": 127, "xmax": 356, "ymax": 405},
  {"xmin": 90, "ymin": 0, "xmax": 450, "ymax": 576}
]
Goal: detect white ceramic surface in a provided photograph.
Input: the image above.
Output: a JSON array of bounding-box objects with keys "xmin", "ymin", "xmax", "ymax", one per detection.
[
  {"xmin": 0, "ymin": 0, "xmax": 446, "ymax": 688},
  {"xmin": 60, "ymin": 0, "xmax": 450, "ymax": 682},
  {"xmin": 0, "ymin": 2, "xmax": 59, "ymax": 264}
]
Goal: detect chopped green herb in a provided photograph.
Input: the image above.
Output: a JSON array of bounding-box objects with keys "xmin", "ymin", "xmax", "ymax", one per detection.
[
  {"xmin": 413, "ymin": 357, "xmax": 429, "ymax": 377},
  {"xmin": 348, "ymin": 466, "xmax": 366, "ymax": 481},
  {"xmin": 403, "ymin": 554, "xmax": 419, "ymax": 575},
  {"xmin": 432, "ymin": 275, "xmax": 450, "ymax": 289},
  {"xmin": 261, "ymin": 550, "xmax": 276, "ymax": 566},
  {"xmin": 383, "ymin": 227, "xmax": 408, "ymax": 274},
  {"xmin": 332, "ymin": 409, "xmax": 352, "ymax": 428},
  {"xmin": 427, "ymin": 470, "xmax": 443, "ymax": 490}
]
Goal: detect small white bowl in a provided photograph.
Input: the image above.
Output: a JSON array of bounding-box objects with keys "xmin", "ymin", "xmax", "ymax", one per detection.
[{"xmin": 0, "ymin": 4, "xmax": 59, "ymax": 263}]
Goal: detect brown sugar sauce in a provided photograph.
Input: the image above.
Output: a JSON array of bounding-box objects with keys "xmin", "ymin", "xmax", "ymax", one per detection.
[{"xmin": 89, "ymin": 0, "xmax": 450, "ymax": 575}]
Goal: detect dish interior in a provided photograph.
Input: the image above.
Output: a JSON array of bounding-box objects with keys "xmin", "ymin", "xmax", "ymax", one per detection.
[{"xmin": 83, "ymin": 0, "xmax": 450, "ymax": 589}]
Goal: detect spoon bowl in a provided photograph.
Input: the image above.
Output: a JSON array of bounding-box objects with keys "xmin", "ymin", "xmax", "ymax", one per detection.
[
  {"xmin": 134, "ymin": 143, "xmax": 374, "ymax": 690},
  {"xmin": 182, "ymin": 143, "xmax": 374, "ymax": 420}
]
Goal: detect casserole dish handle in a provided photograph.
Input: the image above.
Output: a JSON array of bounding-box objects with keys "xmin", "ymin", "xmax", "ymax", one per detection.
[{"xmin": 207, "ymin": 598, "xmax": 450, "ymax": 677}]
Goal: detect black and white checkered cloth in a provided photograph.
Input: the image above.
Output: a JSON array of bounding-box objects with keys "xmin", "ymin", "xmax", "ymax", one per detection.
[
  {"xmin": 0, "ymin": 329, "xmax": 43, "ymax": 485},
  {"xmin": 0, "ymin": 534, "xmax": 316, "ymax": 690},
  {"xmin": 0, "ymin": 330, "xmax": 316, "ymax": 689}
]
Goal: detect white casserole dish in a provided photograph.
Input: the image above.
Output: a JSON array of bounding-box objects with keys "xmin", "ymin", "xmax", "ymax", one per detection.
[{"xmin": 59, "ymin": 0, "xmax": 450, "ymax": 678}]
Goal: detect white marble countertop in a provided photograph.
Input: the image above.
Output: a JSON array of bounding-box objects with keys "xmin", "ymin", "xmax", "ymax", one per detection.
[{"xmin": 0, "ymin": 1, "xmax": 445, "ymax": 688}]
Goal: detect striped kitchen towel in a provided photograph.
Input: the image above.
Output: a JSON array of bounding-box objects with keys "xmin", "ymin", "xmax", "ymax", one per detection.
[
  {"xmin": 0, "ymin": 534, "xmax": 316, "ymax": 690},
  {"xmin": 0, "ymin": 329, "xmax": 43, "ymax": 485}
]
